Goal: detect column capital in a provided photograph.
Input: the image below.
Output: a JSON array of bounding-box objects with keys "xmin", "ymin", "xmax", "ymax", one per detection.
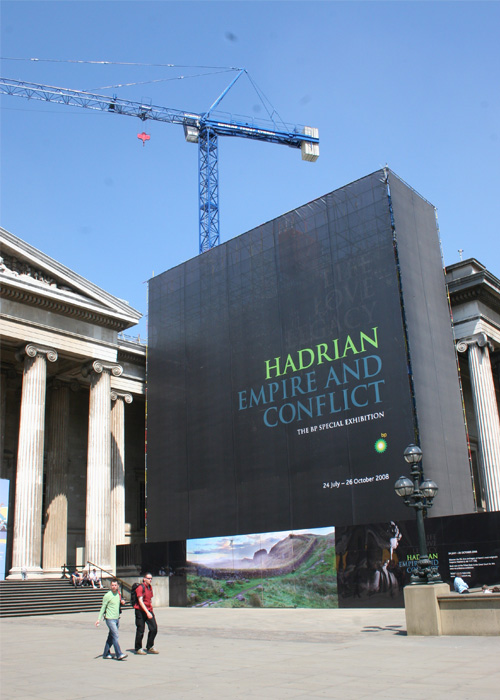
[
  {"xmin": 81, "ymin": 360, "xmax": 123, "ymax": 378},
  {"xmin": 456, "ymin": 332, "xmax": 494, "ymax": 354},
  {"xmin": 111, "ymin": 391, "xmax": 133, "ymax": 404},
  {"xmin": 16, "ymin": 343, "xmax": 58, "ymax": 364}
]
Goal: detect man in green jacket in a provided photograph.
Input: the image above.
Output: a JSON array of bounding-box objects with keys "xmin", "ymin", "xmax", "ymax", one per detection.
[{"xmin": 95, "ymin": 579, "xmax": 127, "ymax": 660}]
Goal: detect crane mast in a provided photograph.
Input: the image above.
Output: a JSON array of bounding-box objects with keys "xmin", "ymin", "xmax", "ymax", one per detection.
[{"xmin": 0, "ymin": 76, "xmax": 319, "ymax": 253}]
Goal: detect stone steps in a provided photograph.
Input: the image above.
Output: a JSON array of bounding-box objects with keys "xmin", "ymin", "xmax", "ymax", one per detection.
[{"xmin": 0, "ymin": 579, "xmax": 107, "ymax": 617}]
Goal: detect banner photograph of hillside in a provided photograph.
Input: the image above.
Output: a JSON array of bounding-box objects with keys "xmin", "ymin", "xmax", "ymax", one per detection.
[{"xmin": 187, "ymin": 527, "xmax": 336, "ymax": 608}]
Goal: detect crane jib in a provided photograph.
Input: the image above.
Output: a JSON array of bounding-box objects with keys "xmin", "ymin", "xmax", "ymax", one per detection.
[{"xmin": 0, "ymin": 76, "xmax": 319, "ymax": 252}]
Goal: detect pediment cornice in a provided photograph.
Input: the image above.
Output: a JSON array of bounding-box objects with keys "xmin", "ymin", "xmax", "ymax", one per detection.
[{"xmin": 1, "ymin": 227, "xmax": 142, "ymax": 331}]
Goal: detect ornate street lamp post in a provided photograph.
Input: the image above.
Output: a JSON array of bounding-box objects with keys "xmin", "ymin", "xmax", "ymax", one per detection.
[{"xmin": 394, "ymin": 444, "xmax": 442, "ymax": 584}]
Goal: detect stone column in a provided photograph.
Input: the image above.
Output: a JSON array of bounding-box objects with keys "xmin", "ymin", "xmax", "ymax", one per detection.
[
  {"xmin": 42, "ymin": 380, "xmax": 72, "ymax": 576},
  {"xmin": 111, "ymin": 391, "xmax": 133, "ymax": 548},
  {"xmin": 83, "ymin": 360, "xmax": 122, "ymax": 573},
  {"xmin": 458, "ymin": 334, "xmax": 500, "ymax": 511},
  {"xmin": 9, "ymin": 344, "xmax": 58, "ymax": 578}
]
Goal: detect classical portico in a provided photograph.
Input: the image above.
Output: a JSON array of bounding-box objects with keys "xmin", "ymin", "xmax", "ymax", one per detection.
[
  {"xmin": 447, "ymin": 260, "xmax": 500, "ymax": 511},
  {"xmin": 0, "ymin": 227, "xmax": 146, "ymax": 578}
]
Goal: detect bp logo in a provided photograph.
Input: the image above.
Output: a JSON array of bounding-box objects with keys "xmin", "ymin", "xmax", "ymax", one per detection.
[{"xmin": 374, "ymin": 438, "xmax": 387, "ymax": 453}]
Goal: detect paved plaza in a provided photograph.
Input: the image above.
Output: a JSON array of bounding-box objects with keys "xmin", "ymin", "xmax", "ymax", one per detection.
[{"xmin": 1, "ymin": 606, "xmax": 499, "ymax": 699}]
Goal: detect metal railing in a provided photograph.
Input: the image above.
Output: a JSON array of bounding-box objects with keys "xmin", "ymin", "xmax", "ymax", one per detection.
[
  {"xmin": 61, "ymin": 562, "xmax": 133, "ymax": 598},
  {"xmin": 86, "ymin": 560, "xmax": 133, "ymax": 596}
]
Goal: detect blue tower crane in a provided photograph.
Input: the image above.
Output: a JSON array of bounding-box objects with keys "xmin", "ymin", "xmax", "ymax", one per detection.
[{"xmin": 0, "ymin": 73, "xmax": 319, "ymax": 253}]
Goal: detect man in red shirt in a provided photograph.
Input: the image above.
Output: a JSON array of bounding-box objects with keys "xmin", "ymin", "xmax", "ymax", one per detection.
[{"xmin": 134, "ymin": 573, "xmax": 159, "ymax": 654}]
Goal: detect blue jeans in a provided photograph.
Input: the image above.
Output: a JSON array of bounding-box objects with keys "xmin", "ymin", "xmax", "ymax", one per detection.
[{"xmin": 103, "ymin": 618, "xmax": 123, "ymax": 657}]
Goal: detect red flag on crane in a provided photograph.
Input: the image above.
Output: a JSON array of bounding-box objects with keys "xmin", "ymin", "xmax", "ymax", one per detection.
[{"xmin": 137, "ymin": 132, "xmax": 150, "ymax": 146}]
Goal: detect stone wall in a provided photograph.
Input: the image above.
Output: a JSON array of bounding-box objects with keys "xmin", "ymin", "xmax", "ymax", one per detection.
[{"xmin": 404, "ymin": 583, "xmax": 500, "ymax": 636}]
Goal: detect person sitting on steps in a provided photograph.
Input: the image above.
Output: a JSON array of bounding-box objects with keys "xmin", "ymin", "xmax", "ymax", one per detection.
[
  {"xmin": 89, "ymin": 568, "xmax": 103, "ymax": 589},
  {"xmin": 71, "ymin": 568, "xmax": 82, "ymax": 587}
]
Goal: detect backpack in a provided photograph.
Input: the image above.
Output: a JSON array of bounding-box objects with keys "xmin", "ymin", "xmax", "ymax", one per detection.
[{"xmin": 130, "ymin": 582, "xmax": 143, "ymax": 606}]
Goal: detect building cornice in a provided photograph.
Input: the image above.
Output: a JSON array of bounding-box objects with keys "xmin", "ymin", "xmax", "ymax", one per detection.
[
  {"xmin": 0, "ymin": 281, "xmax": 131, "ymax": 331},
  {"xmin": 447, "ymin": 270, "xmax": 500, "ymax": 316},
  {"xmin": 117, "ymin": 347, "xmax": 147, "ymax": 365}
]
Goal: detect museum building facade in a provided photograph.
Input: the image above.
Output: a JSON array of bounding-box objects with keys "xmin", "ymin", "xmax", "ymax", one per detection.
[
  {"xmin": 0, "ymin": 227, "xmax": 146, "ymax": 578},
  {"xmin": 0, "ymin": 226, "xmax": 499, "ymax": 580},
  {"xmin": 446, "ymin": 259, "xmax": 500, "ymax": 512}
]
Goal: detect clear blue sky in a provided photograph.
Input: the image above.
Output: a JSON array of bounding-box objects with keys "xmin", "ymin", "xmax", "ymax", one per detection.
[{"xmin": 1, "ymin": 1, "xmax": 499, "ymax": 337}]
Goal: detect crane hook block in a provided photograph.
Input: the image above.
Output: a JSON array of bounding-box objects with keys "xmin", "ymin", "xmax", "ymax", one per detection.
[{"xmin": 137, "ymin": 132, "xmax": 151, "ymax": 146}]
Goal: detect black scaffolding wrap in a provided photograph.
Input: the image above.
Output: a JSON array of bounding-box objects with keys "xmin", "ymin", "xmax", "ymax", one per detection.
[{"xmin": 147, "ymin": 170, "xmax": 473, "ymax": 542}]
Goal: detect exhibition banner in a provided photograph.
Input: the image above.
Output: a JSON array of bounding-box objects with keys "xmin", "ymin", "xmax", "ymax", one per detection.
[
  {"xmin": 148, "ymin": 172, "xmax": 418, "ymax": 540},
  {"xmin": 148, "ymin": 169, "xmax": 471, "ymax": 542},
  {"xmin": 336, "ymin": 511, "xmax": 500, "ymax": 608},
  {"xmin": 116, "ymin": 513, "xmax": 499, "ymax": 609}
]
